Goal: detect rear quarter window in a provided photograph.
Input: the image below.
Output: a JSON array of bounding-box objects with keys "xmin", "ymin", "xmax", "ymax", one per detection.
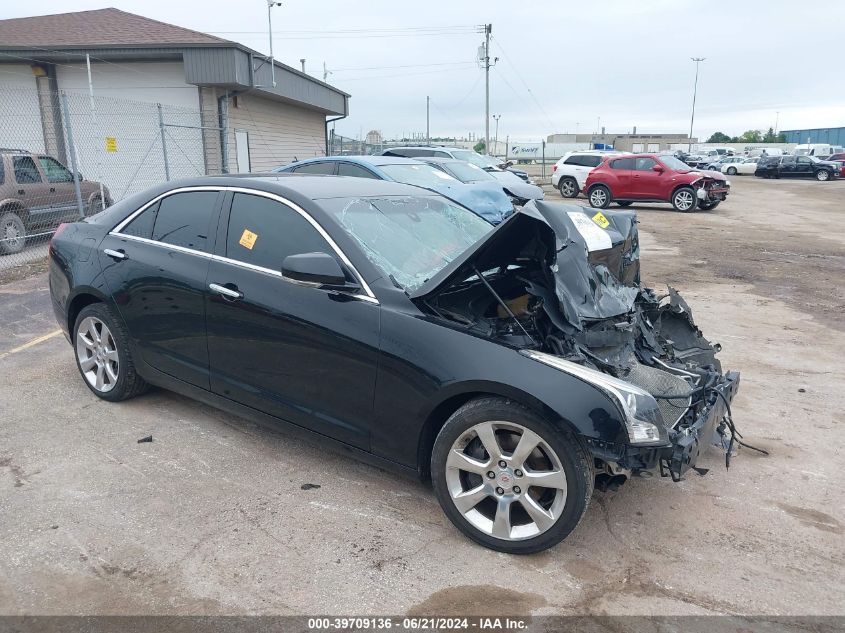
[{"xmin": 151, "ymin": 191, "xmax": 219, "ymax": 252}]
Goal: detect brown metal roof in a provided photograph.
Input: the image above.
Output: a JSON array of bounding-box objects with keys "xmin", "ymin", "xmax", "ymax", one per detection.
[{"xmin": 0, "ymin": 7, "xmax": 231, "ymax": 49}]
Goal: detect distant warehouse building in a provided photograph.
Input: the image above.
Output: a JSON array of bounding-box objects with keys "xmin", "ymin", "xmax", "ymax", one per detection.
[
  {"xmin": 0, "ymin": 8, "xmax": 349, "ymax": 191},
  {"xmin": 781, "ymin": 127, "xmax": 845, "ymax": 146}
]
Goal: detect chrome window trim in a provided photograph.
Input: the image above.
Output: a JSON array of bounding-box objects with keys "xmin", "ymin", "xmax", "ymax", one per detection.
[{"xmin": 109, "ymin": 185, "xmax": 379, "ymax": 304}]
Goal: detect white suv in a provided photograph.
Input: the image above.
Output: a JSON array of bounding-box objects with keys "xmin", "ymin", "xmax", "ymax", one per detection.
[{"xmin": 552, "ymin": 151, "xmax": 617, "ymax": 198}]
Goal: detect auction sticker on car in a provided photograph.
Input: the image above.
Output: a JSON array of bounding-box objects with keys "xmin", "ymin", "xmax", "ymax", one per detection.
[
  {"xmin": 567, "ymin": 211, "xmax": 612, "ymax": 251},
  {"xmin": 591, "ymin": 211, "xmax": 610, "ymax": 229},
  {"xmin": 239, "ymin": 229, "xmax": 258, "ymax": 250}
]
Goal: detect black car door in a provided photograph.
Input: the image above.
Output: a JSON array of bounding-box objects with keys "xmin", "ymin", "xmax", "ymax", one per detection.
[
  {"xmin": 795, "ymin": 156, "xmax": 813, "ymax": 177},
  {"xmin": 780, "ymin": 155, "xmax": 797, "ymax": 177},
  {"xmin": 99, "ymin": 188, "xmax": 223, "ymax": 389},
  {"xmin": 204, "ymin": 190, "xmax": 380, "ymax": 449}
]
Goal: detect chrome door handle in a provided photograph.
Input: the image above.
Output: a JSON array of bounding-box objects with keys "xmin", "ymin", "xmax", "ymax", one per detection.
[
  {"xmin": 103, "ymin": 248, "xmax": 127, "ymax": 260},
  {"xmin": 209, "ymin": 283, "xmax": 243, "ymax": 300}
]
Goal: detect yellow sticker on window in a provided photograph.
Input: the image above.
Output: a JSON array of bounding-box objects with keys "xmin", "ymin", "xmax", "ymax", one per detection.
[
  {"xmin": 239, "ymin": 229, "xmax": 258, "ymax": 249},
  {"xmin": 591, "ymin": 211, "xmax": 610, "ymax": 229}
]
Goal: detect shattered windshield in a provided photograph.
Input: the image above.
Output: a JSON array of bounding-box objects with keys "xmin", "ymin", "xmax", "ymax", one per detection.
[
  {"xmin": 443, "ymin": 161, "xmax": 496, "ymax": 182},
  {"xmin": 379, "ymin": 163, "xmax": 458, "ymax": 188},
  {"xmin": 323, "ymin": 196, "xmax": 492, "ymax": 291},
  {"xmin": 451, "ymin": 150, "xmax": 499, "ymax": 169}
]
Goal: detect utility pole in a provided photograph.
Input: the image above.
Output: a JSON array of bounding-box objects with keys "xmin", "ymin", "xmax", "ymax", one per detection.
[
  {"xmin": 267, "ymin": 1, "xmax": 282, "ymax": 87},
  {"xmin": 774, "ymin": 111, "xmax": 779, "ymax": 135},
  {"xmin": 479, "ymin": 24, "xmax": 497, "ymax": 155},
  {"xmin": 688, "ymin": 57, "xmax": 705, "ymax": 152},
  {"xmin": 493, "ymin": 114, "xmax": 501, "ymax": 156},
  {"xmin": 426, "ymin": 96, "xmax": 430, "ymax": 145}
]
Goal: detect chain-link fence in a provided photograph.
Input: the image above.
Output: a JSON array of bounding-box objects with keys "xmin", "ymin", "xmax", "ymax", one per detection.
[{"xmin": 0, "ymin": 85, "xmax": 220, "ymax": 271}]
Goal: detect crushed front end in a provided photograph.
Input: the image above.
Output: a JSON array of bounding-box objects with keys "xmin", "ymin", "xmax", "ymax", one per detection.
[{"xmin": 412, "ymin": 201, "xmax": 742, "ymax": 485}]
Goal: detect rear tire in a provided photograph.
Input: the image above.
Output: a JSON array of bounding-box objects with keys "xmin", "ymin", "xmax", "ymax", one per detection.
[
  {"xmin": 588, "ymin": 185, "xmax": 611, "ymax": 209},
  {"xmin": 671, "ymin": 186, "xmax": 697, "ymax": 212},
  {"xmin": 558, "ymin": 177, "xmax": 579, "ymax": 198},
  {"xmin": 431, "ymin": 397, "xmax": 593, "ymax": 554},
  {"xmin": 73, "ymin": 303, "xmax": 149, "ymax": 402},
  {"xmin": 0, "ymin": 211, "xmax": 26, "ymax": 255}
]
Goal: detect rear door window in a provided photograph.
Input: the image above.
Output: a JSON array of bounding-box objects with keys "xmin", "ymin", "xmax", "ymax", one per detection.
[
  {"xmin": 151, "ymin": 191, "xmax": 219, "ymax": 252},
  {"xmin": 610, "ymin": 157, "xmax": 634, "ymax": 170},
  {"xmin": 122, "ymin": 201, "xmax": 160, "ymax": 239},
  {"xmin": 13, "ymin": 156, "xmax": 42, "ymax": 183},
  {"xmin": 292, "ymin": 162, "xmax": 336, "ymax": 175},
  {"xmin": 225, "ymin": 193, "xmax": 334, "ymax": 272}
]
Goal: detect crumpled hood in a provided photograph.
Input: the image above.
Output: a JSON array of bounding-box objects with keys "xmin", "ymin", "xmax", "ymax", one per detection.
[
  {"xmin": 488, "ymin": 172, "xmax": 544, "ymax": 200},
  {"xmin": 429, "ymin": 181, "xmax": 514, "ymax": 223},
  {"xmin": 412, "ymin": 201, "xmax": 640, "ymax": 330}
]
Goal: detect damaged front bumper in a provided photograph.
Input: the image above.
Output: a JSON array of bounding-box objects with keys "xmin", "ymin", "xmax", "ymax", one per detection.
[
  {"xmin": 660, "ymin": 370, "xmax": 740, "ymax": 481},
  {"xmin": 588, "ymin": 370, "xmax": 740, "ymax": 483}
]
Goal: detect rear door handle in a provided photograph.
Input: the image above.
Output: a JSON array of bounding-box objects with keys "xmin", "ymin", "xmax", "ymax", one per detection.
[
  {"xmin": 103, "ymin": 248, "xmax": 127, "ymax": 260},
  {"xmin": 209, "ymin": 283, "xmax": 243, "ymax": 300}
]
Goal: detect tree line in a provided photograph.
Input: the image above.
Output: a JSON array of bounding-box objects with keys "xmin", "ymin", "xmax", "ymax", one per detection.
[{"xmin": 707, "ymin": 127, "xmax": 786, "ymax": 144}]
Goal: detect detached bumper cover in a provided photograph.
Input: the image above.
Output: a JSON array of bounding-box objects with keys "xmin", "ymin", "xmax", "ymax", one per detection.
[{"xmin": 661, "ymin": 370, "xmax": 740, "ymax": 481}]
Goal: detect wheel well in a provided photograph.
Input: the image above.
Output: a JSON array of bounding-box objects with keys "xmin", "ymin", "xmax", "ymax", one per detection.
[
  {"xmin": 67, "ymin": 293, "xmax": 101, "ymax": 337},
  {"xmin": 0, "ymin": 202, "xmax": 28, "ymax": 223},
  {"xmin": 415, "ymin": 390, "xmax": 572, "ymax": 480}
]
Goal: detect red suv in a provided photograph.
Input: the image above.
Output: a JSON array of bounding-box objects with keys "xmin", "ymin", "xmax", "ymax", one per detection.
[{"xmin": 584, "ymin": 153, "xmax": 730, "ymax": 212}]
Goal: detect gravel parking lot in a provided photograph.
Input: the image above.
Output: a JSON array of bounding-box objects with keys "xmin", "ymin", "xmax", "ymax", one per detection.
[{"xmin": 0, "ymin": 176, "xmax": 843, "ymax": 616}]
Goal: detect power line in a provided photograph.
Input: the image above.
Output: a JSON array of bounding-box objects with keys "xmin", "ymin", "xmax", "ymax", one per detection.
[
  {"xmin": 331, "ymin": 61, "xmax": 477, "ymax": 73},
  {"xmin": 490, "ymin": 35, "xmax": 556, "ymax": 131}
]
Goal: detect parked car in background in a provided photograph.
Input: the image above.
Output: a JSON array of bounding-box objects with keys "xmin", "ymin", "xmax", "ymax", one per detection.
[
  {"xmin": 702, "ymin": 156, "xmax": 745, "ymax": 172},
  {"xmin": 682, "ymin": 153, "xmax": 710, "ymax": 168},
  {"xmin": 585, "ymin": 153, "xmax": 730, "ymax": 212},
  {"xmin": 722, "ymin": 157, "xmax": 759, "ymax": 176},
  {"xmin": 794, "ymin": 143, "xmax": 843, "ymax": 157},
  {"xmin": 416, "ymin": 156, "xmax": 543, "ymax": 206},
  {"xmin": 49, "ymin": 174, "xmax": 740, "ymax": 553},
  {"xmin": 0, "ymin": 149, "xmax": 111, "ymax": 255},
  {"xmin": 754, "ymin": 155, "xmax": 839, "ymax": 181},
  {"xmin": 824, "ymin": 153, "xmax": 845, "ymax": 177},
  {"xmin": 551, "ymin": 151, "xmax": 618, "ymax": 198},
  {"xmin": 380, "ymin": 147, "xmax": 532, "ymax": 183},
  {"xmin": 274, "ymin": 156, "xmax": 514, "ymax": 223}
]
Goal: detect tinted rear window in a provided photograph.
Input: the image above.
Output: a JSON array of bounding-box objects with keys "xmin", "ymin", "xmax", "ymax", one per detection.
[
  {"xmin": 151, "ymin": 191, "xmax": 219, "ymax": 252},
  {"xmin": 293, "ymin": 162, "xmax": 336, "ymax": 175},
  {"xmin": 610, "ymin": 158, "xmax": 634, "ymax": 170}
]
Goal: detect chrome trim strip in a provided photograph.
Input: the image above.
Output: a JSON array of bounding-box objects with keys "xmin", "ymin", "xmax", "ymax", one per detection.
[{"xmin": 109, "ymin": 185, "xmax": 378, "ymax": 304}]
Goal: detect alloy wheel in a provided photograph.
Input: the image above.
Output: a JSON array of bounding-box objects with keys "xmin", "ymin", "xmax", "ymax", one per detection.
[
  {"xmin": 589, "ymin": 188, "xmax": 607, "ymax": 207},
  {"xmin": 817, "ymin": 170, "xmax": 829, "ymax": 181},
  {"xmin": 674, "ymin": 190, "xmax": 694, "ymax": 211},
  {"xmin": 2, "ymin": 219, "xmax": 24, "ymax": 251},
  {"xmin": 76, "ymin": 316, "xmax": 119, "ymax": 393},
  {"xmin": 445, "ymin": 420, "xmax": 567, "ymax": 541},
  {"xmin": 560, "ymin": 179, "xmax": 576, "ymax": 197}
]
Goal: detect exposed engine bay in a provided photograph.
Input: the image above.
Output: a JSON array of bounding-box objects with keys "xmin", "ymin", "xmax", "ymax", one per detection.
[{"xmin": 412, "ymin": 201, "xmax": 752, "ymax": 484}]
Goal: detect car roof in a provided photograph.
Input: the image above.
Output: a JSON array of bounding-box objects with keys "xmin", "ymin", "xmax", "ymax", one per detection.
[
  {"xmin": 417, "ymin": 156, "xmax": 470, "ymax": 165},
  {"xmin": 384, "ymin": 146, "xmax": 464, "ymax": 152},
  {"xmin": 288, "ymin": 155, "xmax": 425, "ymax": 168}
]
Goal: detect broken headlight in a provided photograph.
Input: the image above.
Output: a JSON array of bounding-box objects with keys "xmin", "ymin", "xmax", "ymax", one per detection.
[{"xmin": 520, "ymin": 350, "xmax": 669, "ymax": 446}]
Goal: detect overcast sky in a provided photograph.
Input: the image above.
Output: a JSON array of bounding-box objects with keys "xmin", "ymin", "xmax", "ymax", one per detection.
[{"xmin": 5, "ymin": 1, "xmax": 845, "ymax": 141}]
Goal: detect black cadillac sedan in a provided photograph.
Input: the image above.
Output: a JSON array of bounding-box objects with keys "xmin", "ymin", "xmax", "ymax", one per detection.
[{"xmin": 49, "ymin": 175, "xmax": 740, "ymax": 553}]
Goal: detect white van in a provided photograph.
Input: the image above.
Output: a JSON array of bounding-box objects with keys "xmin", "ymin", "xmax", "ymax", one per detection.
[{"xmin": 794, "ymin": 144, "xmax": 844, "ymax": 157}]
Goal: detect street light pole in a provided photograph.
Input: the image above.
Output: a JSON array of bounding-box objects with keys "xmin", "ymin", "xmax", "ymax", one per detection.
[
  {"xmin": 493, "ymin": 114, "xmax": 501, "ymax": 156},
  {"xmin": 688, "ymin": 57, "xmax": 705, "ymax": 152},
  {"xmin": 267, "ymin": 1, "xmax": 282, "ymax": 87}
]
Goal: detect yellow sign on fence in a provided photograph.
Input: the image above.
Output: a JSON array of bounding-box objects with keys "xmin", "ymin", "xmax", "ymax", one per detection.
[{"xmin": 105, "ymin": 137, "xmax": 117, "ymax": 153}]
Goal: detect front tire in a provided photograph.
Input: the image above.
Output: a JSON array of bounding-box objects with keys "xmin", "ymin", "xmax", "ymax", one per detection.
[
  {"xmin": 816, "ymin": 170, "xmax": 830, "ymax": 181},
  {"xmin": 671, "ymin": 186, "xmax": 697, "ymax": 212},
  {"xmin": 588, "ymin": 185, "xmax": 611, "ymax": 209},
  {"xmin": 431, "ymin": 397, "xmax": 593, "ymax": 554},
  {"xmin": 558, "ymin": 177, "xmax": 579, "ymax": 198},
  {"xmin": 726, "ymin": 167, "xmax": 737, "ymax": 175},
  {"xmin": 616, "ymin": 201, "xmax": 633, "ymax": 207},
  {"xmin": 74, "ymin": 303, "xmax": 149, "ymax": 402},
  {"xmin": 0, "ymin": 211, "xmax": 26, "ymax": 255}
]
